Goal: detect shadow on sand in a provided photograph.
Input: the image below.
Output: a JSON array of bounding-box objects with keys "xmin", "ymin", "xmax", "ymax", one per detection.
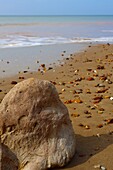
[
  {"xmin": 54, "ymin": 132, "xmax": 113, "ymax": 169},
  {"xmin": 0, "ymin": 143, "xmax": 19, "ymax": 170}
]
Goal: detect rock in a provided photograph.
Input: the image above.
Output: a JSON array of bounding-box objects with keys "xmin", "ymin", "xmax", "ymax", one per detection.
[{"xmin": 0, "ymin": 78, "xmax": 76, "ymax": 170}]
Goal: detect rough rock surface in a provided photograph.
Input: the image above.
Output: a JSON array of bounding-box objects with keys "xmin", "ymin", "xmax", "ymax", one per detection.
[{"xmin": 0, "ymin": 78, "xmax": 76, "ymax": 170}]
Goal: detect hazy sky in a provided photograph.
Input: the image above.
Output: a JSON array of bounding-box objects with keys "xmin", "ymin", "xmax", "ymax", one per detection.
[{"xmin": 0, "ymin": 0, "xmax": 113, "ymax": 15}]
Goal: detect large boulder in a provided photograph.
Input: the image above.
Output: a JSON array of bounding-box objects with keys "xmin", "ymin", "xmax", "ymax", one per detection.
[{"xmin": 0, "ymin": 78, "xmax": 76, "ymax": 170}]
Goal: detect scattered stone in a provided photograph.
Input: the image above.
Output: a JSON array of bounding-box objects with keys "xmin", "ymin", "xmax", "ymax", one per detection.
[
  {"xmin": 84, "ymin": 110, "xmax": 91, "ymax": 114},
  {"xmin": 105, "ymin": 118, "xmax": 113, "ymax": 124},
  {"xmin": 97, "ymin": 65, "xmax": 105, "ymax": 69},
  {"xmin": 87, "ymin": 77, "xmax": 94, "ymax": 81},
  {"xmin": 96, "ymin": 88, "xmax": 108, "ymax": 93},
  {"xmin": 23, "ymin": 70, "xmax": 28, "ymax": 73},
  {"xmin": 62, "ymin": 88, "xmax": 65, "ymax": 92},
  {"xmin": 41, "ymin": 64, "xmax": 45, "ymax": 68},
  {"xmin": 98, "ymin": 111, "xmax": 104, "ymax": 114},
  {"xmin": 87, "ymin": 68, "xmax": 92, "ymax": 71},
  {"xmin": 98, "ymin": 108, "xmax": 105, "ymax": 111},
  {"xmin": 90, "ymin": 106, "xmax": 96, "ymax": 110},
  {"xmin": 18, "ymin": 76, "xmax": 25, "ymax": 80},
  {"xmin": 48, "ymin": 67, "xmax": 53, "ymax": 70},
  {"xmin": 96, "ymin": 134, "xmax": 101, "ymax": 137},
  {"xmin": 98, "ymin": 84, "xmax": 105, "ymax": 87},
  {"xmin": 99, "ymin": 75, "xmax": 107, "ymax": 81},
  {"xmin": 58, "ymin": 82, "xmax": 65, "ymax": 85},
  {"xmin": 108, "ymin": 80, "xmax": 112, "ymax": 84},
  {"xmin": 74, "ymin": 98, "xmax": 83, "ymax": 103},
  {"xmin": 0, "ymin": 78, "xmax": 76, "ymax": 169},
  {"xmin": 78, "ymin": 123, "xmax": 84, "ymax": 127},
  {"xmin": 85, "ymin": 125, "xmax": 90, "ymax": 129},
  {"xmin": 94, "ymin": 164, "xmax": 101, "ymax": 169},
  {"xmin": 97, "ymin": 124, "xmax": 103, "ymax": 128},
  {"xmin": 86, "ymin": 89, "xmax": 91, "ymax": 94},
  {"xmin": 75, "ymin": 89, "xmax": 83, "ymax": 94},
  {"xmin": 71, "ymin": 113, "xmax": 80, "ymax": 118},
  {"xmin": 75, "ymin": 77, "xmax": 82, "ymax": 82},
  {"xmin": 100, "ymin": 166, "xmax": 106, "ymax": 170},
  {"xmin": 93, "ymin": 96, "xmax": 103, "ymax": 103},
  {"xmin": 110, "ymin": 97, "xmax": 113, "ymax": 100},
  {"xmin": 11, "ymin": 81, "xmax": 17, "ymax": 85}
]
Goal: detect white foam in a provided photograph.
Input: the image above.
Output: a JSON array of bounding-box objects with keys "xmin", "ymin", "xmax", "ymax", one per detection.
[{"xmin": 0, "ymin": 35, "xmax": 113, "ymax": 48}]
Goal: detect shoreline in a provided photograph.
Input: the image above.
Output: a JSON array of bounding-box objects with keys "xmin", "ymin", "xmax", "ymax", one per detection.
[
  {"xmin": 0, "ymin": 43, "xmax": 89, "ymax": 78},
  {"xmin": 0, "ymin": 43, "xmax": 113, "ymax": 169}
]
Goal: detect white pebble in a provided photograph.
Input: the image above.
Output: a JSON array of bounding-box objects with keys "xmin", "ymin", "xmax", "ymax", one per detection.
[
  {"xmin": 110, "ymin": 97, "xmax": 113, "ymax": 100},
  {"xmin": 101, "ymin": 166, "xmax": 106, "ymax": 170},
  {"xmin": 94, "ymin": 164, "xmax": 101, "ymax": 168}
]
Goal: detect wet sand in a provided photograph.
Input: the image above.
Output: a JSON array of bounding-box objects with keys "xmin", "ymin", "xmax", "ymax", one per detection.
[{"xmin": 0, "ymin": 44, "xmax": 113, "ymax": 169}]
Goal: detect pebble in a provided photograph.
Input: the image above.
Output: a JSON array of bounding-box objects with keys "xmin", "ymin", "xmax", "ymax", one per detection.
[
  {"xmin": 110, "ymin": 97, "xmax": 113, "ymax": 100},
  {"xmin": 75, "ymin": 89, "xmax": 83, "ymax": 94},
  {"xmin": 94, "ymin": 164, "xmax": 101, "ymax": 168},
  {"xmin": 96, "ymin": 88, "xmax": 108, "ymax": 93},
  {"xmin": 62, "ymin": 88, "xmax": 65, "ymax": 92},
  {"xmin": 97, "ymin": 65, "xmax": 105, "ymax": 69},
  {"xmin": 98, "ymin": 111, "xmax": 104, "ymax": 114},
  {"xmin": 86, "ymin": 89, "xmax": 91, "ymax": 94},
  {"xmin": 11, "ymin": 81, "xmax": 17, "ymax": 85},
  {"xmin": 97, "ymin": 124, "xmax": 103, "ymax": 128},
  {"xmin": 87, "ymin": 77, "xmax": 94, "ymax": 81},
  {"xmin": 84, "ymin": 110, "xmax": 91, "ymax": 114},
  {"xmin": 98, "ymin": 84, "xmax": 105, "ymax": 87},
  {"xmin": 101, "ymin": 166, "xmax": 106, "ymax": 170},
  {"xmin": 96, "ymin": 133, "xmax": 101, "ymax": 137},
  {"xmin": 108, "ymin": 80, "xmax": 112, "ymax": 84},
  {"xmin": 94, "ymin": 165, "xmax": 106, "ymax": 170},
  {"xmin": 91, "ymin": 106, "xmax": 96, "ymax": 110}
]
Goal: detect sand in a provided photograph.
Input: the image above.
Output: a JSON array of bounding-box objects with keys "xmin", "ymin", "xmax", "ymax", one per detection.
[{"xmin": 0, "ymin": 44, "xmax": 113, "ymax": 170}]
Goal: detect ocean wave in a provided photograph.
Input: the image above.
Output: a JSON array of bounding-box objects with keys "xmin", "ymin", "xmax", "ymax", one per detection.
[{"xmin": 0, "ymin": 35, "xmax": 113, "ymax": 48}]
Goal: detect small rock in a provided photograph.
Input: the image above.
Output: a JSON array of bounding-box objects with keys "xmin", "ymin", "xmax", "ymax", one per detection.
[
  {"xmin": 85, "ymin": 125, "xmax": 90, "ymax": 129},
  {"xmin": 87, "ymin": 77, "xmax": 94, "ymax": 81},
  {"xmin": 96, "ymin": 88, "xmax": 108, "ymax": 93},
  {"xmin": 97, "ymin": 124, "xmax": 103, "ymax": 128},
  {"xmin": 86, "ymin": 89, "xmax": 91, "ymax": 94},
  {"xmin": 98, "ymin": 84, "xmax": 105, "ymax": 87},
  {"xmin": 97, "ymin": 65, "xmax": 105, "ymax": 69},
  {"xmin": 108, "ymin": 80, "xmax": 112, "ymax": 84},
  {"xmin": 75, "ymin": 89, "xmax": 83, "ymax": 94},
  {"xmin": 94, "ymin": 164, "xmax": 101, "ymax": 169},
  {"xmin": 110, "ymin": 97, "xmax": 113, "ymax": 100},
  {"xmin": 100, "ymin": 166, "xmax": 106, "ymax": 170},
  {"xmin": 62, "ymin": 88, "xmax": 65, "ymax": 92},
  {"xmin": 11, "ymin": 81, "xmax": 17, "ymax": 85},
  {"xmin": 23, "ymin": 70, "xmax": 28, "ymax": 73},
  {"xmin": 98, "ymin": 111, "xmax": 104, "ymax": 114}
]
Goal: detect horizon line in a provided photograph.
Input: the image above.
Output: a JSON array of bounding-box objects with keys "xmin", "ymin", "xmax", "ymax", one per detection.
[{"xmin": 0, "ymin": 14, "xmax": 113, "ymax": 17}]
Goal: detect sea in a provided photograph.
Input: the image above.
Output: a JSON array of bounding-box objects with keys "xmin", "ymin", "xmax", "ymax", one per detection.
[
  {"xmin": 0, "ymin": 15, "xmax": 113, "ymax": 77},
  {"xmin": 0, "ymin": 15, "xmax": 113, "ymax": 47}
]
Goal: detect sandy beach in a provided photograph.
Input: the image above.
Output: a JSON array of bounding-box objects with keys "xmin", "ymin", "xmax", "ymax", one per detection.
[{"xmin": 0, "ymin": 43, "xmax": 113, "ymax": 169}]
